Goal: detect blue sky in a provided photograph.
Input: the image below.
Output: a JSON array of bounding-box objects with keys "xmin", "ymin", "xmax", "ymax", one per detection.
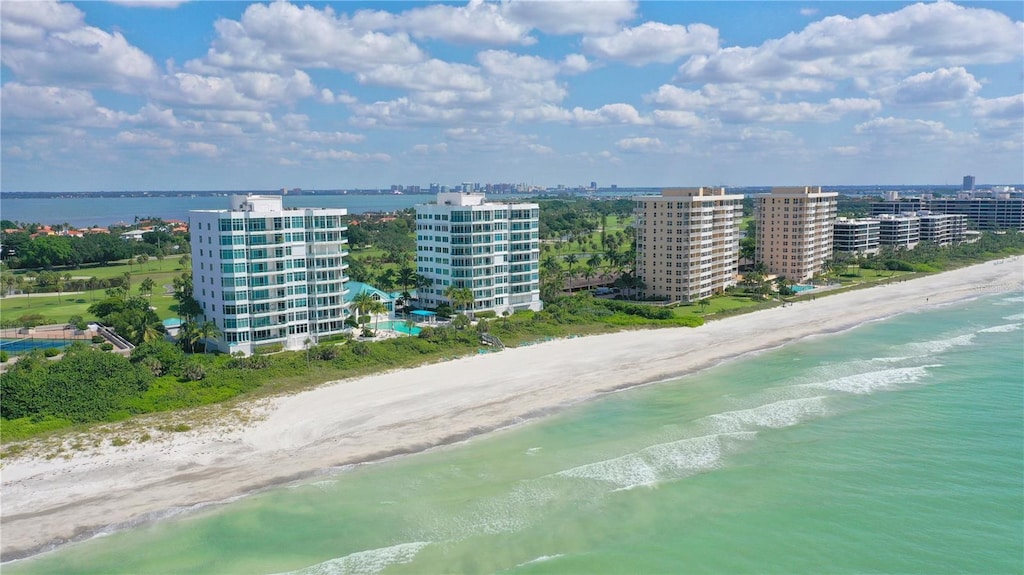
[{"xmin": 1, "ymin": 0, "xmax": 1021, "ymax": 192}]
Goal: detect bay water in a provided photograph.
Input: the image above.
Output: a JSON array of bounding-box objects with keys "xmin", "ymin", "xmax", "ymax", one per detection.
[
  {"xmin": 0, "ymin": 195, "xmax": 431, "ymax": 229},
  {"xmin": 7, "ymin": 291, "xmax": 1023, "ymax": 574}
]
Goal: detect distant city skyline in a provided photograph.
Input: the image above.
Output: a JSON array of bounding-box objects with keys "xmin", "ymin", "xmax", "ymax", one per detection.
[{"xmin": 1, "ymin": 1, "xmax": 1022, "ymax": 192}]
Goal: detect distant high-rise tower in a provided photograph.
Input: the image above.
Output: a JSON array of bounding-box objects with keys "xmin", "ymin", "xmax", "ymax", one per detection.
[{"xmin": 962, "ymin": 175, "xmax": 975, "ymax": 191}]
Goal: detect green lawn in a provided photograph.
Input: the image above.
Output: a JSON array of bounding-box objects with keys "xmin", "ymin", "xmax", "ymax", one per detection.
[{"xmin": 1, "ymin": 259, "xmax": 188, "ymax": 325}]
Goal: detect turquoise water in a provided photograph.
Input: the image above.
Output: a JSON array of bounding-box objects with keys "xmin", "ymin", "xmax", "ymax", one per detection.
[
  {"xmin": 8, "ymin": 292, "xmax": 1023, "ymax": 574},
  {"xmin": 791, "ymin": 284, "xmax": 815, "ymax": 293},
  {"xmin": 377, "ymin": 320, "xmax": 421, "ymax": 335}
]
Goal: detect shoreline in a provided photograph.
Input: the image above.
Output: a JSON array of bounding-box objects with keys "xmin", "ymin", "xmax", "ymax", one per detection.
[{"xmin": 2, "ymin": 258, "xmax": 1022, "ymax": 562}]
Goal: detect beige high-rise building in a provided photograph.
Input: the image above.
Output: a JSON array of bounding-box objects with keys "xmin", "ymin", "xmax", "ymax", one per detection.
[
  {"xmin": 634, "ymin": 187, "xmax": 743, "ymax": 301},
  {"xmin": 755, "ymin": 186, "xmax": 837, "ymax": 281}
]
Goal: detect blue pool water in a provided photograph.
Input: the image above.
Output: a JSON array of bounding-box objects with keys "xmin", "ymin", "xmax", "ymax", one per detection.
[
  {"xmin": 377, "ymin": 320, "xmax": 422, "ymax": 335},
  {"xmin": 0, "ymin": 339, "xmax": 70, "ymax": 354},
  {"xmin": 792, "ymin": 284, "xmax": 815, "ymax": 293}
]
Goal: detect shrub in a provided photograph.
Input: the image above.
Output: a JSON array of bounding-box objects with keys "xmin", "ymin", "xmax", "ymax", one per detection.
[
  {"xmin": 311, "ymin": 344, "xmax": 340, "ymax": 361},
  {"xmin": 43, "ymin": 348, "xmax": 61, "ymax": 358},
  {"xmin": 253, "ymin": 343, "xmax": 283, "ymax": 355},
  {"xmin": 130, "ymin": 340, "xmax": 184, "ymax": 376},
  {"xmin": 182, "ymin": 361, "xmax": 206, "ymax": 381},
  {"xmin": 0, "ymin": 350, "xmax": 8, "ymax": 363},
  {"xmin": 18, "ymin": 313, "xmax": 46, "ymax": 328},
  {"xmin": 91, "ymin": 335, "xmax": 105, "ymax": 344},
  {"xmin": 100, "ymin": 342, "xmax": 114, "ymax": 351},
  {"xmin": 475, "ymin": 310, "xmax": 497, "ymax": 319},
  {"xmin": 1, "ymin": 347, "xmax": 153, "ymax": 423}
]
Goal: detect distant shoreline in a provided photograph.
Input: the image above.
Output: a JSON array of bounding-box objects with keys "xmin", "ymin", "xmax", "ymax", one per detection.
[{"xmin": 2, "ymin": 258, "xmax": 1022, "ymax": 562}]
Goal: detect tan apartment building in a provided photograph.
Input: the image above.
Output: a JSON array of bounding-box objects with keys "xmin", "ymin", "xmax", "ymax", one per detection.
[
  {"xmin": 755, "ymin": 186, "xmax": 837, "ymax": 282},
  {"xmin": 635, "ymin": 187, "xmax": 743, "ymax": 301}
]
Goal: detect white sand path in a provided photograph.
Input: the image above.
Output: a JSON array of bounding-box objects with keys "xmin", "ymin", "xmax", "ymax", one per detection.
[{"xmin": 2, "ymin": 258, "xmax": 1022, "ymax": 560}]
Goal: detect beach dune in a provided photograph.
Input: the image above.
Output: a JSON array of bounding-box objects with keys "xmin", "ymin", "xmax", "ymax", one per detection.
[{"xmin": 2, "ymin": 259, "xmax": 1022, "ymax": 561}]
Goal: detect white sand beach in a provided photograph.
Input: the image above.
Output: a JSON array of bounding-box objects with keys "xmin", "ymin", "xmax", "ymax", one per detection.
[{"xmin": 2, "ymin": 259, "xmax": 1022, "ymax": 560}]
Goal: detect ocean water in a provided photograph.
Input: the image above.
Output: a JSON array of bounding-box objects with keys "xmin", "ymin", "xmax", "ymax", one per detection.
[{"xmin": 7, "ymin": 292, "xmax": 1023, "ymax": 575}]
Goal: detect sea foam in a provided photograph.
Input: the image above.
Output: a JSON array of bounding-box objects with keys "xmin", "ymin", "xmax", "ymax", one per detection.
[
  {"xmin": 803, "ymin": 365, "xmax": 937, "ymax": 395},
  {"xmin": 979, "ymin": 323, "xmax": 1022, "ymax": 333},
  {"xmin": 267, "ymin": 541, "xmax": 430, "ymax": 575},
  {"xmin": 905, "ymin": 333, "xmax": 976, "ymax": 355},
  {"xmin": 556, "ymin": 432, "xmax": 757, "ymax": 490},
  {"xmin": 703, "ymin": 397, "xmax": 829, "ymax": 433}
]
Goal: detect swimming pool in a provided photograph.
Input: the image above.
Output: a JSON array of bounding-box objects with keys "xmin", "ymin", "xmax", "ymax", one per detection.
[
  {"xmin": 792, "ymin": 284, "xmax": 816, "ymax": 293},
  {"xmin": 376, "ymin": 320, "xmax": 422, "ymax": 335},
  {"xmin": 0, "ymin": 339, "xmax": 71, "ymax": 354}
]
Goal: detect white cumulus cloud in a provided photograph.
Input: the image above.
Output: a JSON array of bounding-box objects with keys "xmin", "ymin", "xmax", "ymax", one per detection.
[{"xmin": 583, "ymin": 22, "xmax": 719, "ymax": 65}]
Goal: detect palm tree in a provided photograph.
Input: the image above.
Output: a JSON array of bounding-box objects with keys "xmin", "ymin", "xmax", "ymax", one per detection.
[
  {"xmin": 351, "ymin": 291, "xmax": 377, "ymax": 328},
  {"xmin": 369, "ymin": 299, "xmax": 388, "ymax": 333},
  {"xmin": 1, "ymin": 274, "xmax": 15, "ymax": 297},
  {"xmin": 444, "ymin": 285, "xmax": 475, "ymax": 316},
  {"xmin": 139, "ymin": 277, "xmax": 155, "ymax": 300},
  {"xmin": 121, "ymin": 271, "xmax": 132, "ymax": 294},
  {"xmin": 178, "ymin": 321, "xmax": 198, "ymax": 353},
  {"xmin": 564, "ymin": 253, "xmax": 579, "ymax": 291},
  {"xmin": 197, "ymin": 320, "xmax": 221, "ymax": 354},
  {"xmin": 582, "ymin": 266, "xmax": 596, "ymax": 291},
  {"xmin": 697, "ymin": 298, "xmax": 710, "ymax": 313},
  {"xmin": 397, "ymin": 265, "xmax": 417, "ymax": 304}
]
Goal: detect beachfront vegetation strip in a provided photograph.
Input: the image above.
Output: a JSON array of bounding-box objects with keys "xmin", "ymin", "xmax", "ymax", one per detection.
[{"xmin": 0, "ymin": 295, "xmax": 701, "ymax": 442}]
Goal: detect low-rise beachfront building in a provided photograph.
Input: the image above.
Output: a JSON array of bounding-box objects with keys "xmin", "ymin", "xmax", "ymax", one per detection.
[
  {"xmin": 190, "ymin": 194, "xmax": 349, "ymax": 355},
  {"xmin": 415, "ymin": 192, "xmax": 542, "ymax": 315},
  {"xmin": 343, "ymin": 281, "xmax": 396, "ymax": 322},
  {"xmin": 918, "ymin": 212, "xmax": 967, "ymax": 246},
  {"xmin": 923, "ymin": 195, "xmax": 1022, "ymax": 231},
  {"xmin": 871, "ymin": 192, "xmax": 1022, "ymax": 231},
  {"xmin": 877, "ymin": 213, "xmax": 920, "ymax": 249},
  {"xmin": 634, "ymin": 187, "xmax": 743, "ymax": 301},
  {"xmin": 755, "ymin": 186, "xmax": 838, "ymax": 282},
  {"xmin": 833, "ymin": 217, "xmax": 880, "ymax": 256}
]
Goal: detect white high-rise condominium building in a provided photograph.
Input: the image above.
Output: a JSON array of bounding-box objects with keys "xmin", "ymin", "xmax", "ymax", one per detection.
[
  {"xmin": 634, "ymin": 187, "xmax": 743, "ymax": 301},
  {"xmin": 415, "ymin": 192, "xmax": 542, "ymax": 314},
  {"xmin": 755, "ymin": 186, "xmax": 838, "ymax": 282},
  {"xmin": 190, "ymin": 195, "xmax": 349, "ymax": 355}
]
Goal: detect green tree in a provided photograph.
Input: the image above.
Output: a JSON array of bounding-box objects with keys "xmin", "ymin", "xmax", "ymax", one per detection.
[
  {"xmin": 351, "ymin": 291, "xmax": 377, "ymax": 326},
  {"xmin": 397, "ymin": 265, "xmax": 417, "ymax": 305},
  {"xmin": 53, "ymin": 270, "xmax": 65, "ymax": 302},
  {"xmin": 196, "ymin": 320, "xmax": 222, "ymax": 354},
  {"xmin": 444, "ymin": 285, "xmax": 475, "ymax": 315},
  {"xmin": 21, "ymin": 235, "xmax": 74, "ymax": 269},
  {"xmin": 564, "ymin": 253, "xmax": 579, "ymax": 291},
  {"xmin": 377, "ymin": 267, "xmax": 397, "ymax": 291},
  {"xmin": 139, "ymin": 277, "xmax": 156, "ymax": 300}
]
